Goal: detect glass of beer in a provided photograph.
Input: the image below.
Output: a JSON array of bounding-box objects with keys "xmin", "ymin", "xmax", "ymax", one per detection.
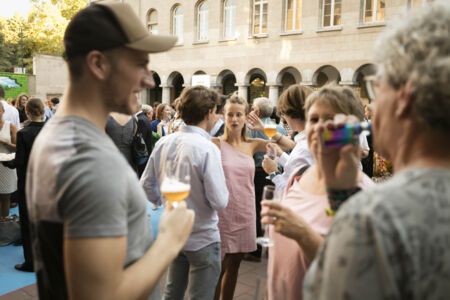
[
  {"xmin": 264, "ymin": 119, "xmax": 277, "ymax": 140},
  {"xmin": 160, "ymin": 161, "xmax": 190, "ymax": 207}
]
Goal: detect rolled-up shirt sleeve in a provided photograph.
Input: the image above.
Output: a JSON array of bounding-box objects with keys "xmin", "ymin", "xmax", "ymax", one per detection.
[
  {"xmin": 203, "ymin": 148, "xmax": 229, "ymax": 211},
  {"xmin": 140, "ymin": 148, "xmax": 162, "ymax": 205}
]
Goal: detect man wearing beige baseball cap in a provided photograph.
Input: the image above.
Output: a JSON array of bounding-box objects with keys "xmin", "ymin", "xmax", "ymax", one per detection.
[{"xmin": 26, "ymin": 2, "xmax": 195, "ymax": 300}]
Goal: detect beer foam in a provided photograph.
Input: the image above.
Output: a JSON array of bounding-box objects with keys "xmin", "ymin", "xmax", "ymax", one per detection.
[
  {"xmin": 264, "ymin": 124, "xmax": 276, "ymax": 129},
  {"xmin": 161, "ymin": 178, "xmax": 190, "ymax": 193}
]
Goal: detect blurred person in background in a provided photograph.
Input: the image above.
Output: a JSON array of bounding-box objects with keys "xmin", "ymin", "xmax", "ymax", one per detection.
[
  {"xmin": 152, "ymin": 103, "xmax": 171, "ymax": 136},
  {"xmin": 0, "ymin": 103, "xmax": 17, "ymax": 219},
  {"xmin": 362, "ymin": 105, "xmax": 374, "ymax": 178},
  {"xmin": 50, "ymin": 97, "xmax": 60, "ymax": 114},
  {"xmin": 209, "ymin": 95, "xmax": 227, "ymax": 137},
  {"xmin": 6, "ymin": 98, "xmax": 16, "ymax": 106},
  {"xmin": 15, "ymin": 93, "xmax": 29, "ymax": 126},
  {"xmin": 3, "ymin": 98, "xmax": 45, "ymax": 272},
  {"xmin": 262, "ymin": 84, "xmax": 374, "ymax": 300},
  {"xmin": 43, "ymin": 99, "xmax": 53, "ymax": 122},
  {"xmin": 211, "ymin": 95, "xmax": 292, "ymax": 300},
  {"xmin": 167, "ymin": 98, "xmax": 185, "ymax": 134},
  {"xmin": 141, "ymin": 86, "xmax": 229, "ymax": 300},
  {"xmin": 303, "ymin": 2, "xmax": 450, "ymax": 298},
  {"xmin": 106, "ymin": 112, "xmax": 137, "ymax": 171},
  {"xmin": 0, "ymin": 86, "xmax": 20, "ymax": 130},
  {"xmin": 253, "ymin": 85, "xmax": 314, "ymax": 192},
  {"xmin": 151, "ymin": 101, "xmax": 160, "ymax": 120}
]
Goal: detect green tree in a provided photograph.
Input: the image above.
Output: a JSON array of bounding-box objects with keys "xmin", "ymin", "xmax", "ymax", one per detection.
[
  {"xmin": 1, "ymin": 0, "xmax": 88, "ymax": 73},
  {"xmin": 0, "ymin": 19, "xmax": 20, "ymax": 72}
]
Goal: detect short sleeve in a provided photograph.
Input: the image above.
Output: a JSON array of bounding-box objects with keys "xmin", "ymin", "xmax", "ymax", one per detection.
[{"xmin": 57, "ymin": 150, "xmax": 129, "ymax": 238}]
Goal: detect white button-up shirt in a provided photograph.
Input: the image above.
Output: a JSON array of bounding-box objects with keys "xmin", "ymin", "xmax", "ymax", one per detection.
[
  {"xmin": 1, "ymin": 100, "xmax": 20, "ymax": 129},
  {"xmin": 140, "ymin": 125, "xmax": 229, "ymax": 251},
  {"xmin": 273, "ymin": 131, "xmax": 314, "ymax": 192}
]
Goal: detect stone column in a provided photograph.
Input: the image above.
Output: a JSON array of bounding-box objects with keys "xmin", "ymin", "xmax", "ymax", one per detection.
[
  {"xmin": 237, "ymin": 85, "xmax": 248, "ymax": 101},
  {"xmin": 140, "ymin": 89, "xmax": 149, "ymax": 105},
  {"xmin": 268, "ymin": 84, "xmax": 280, "ymax": 106},
  {"xmin": 339, "ymin": 80, "xmax": 355, "ymax": 86},
  {"xmin": 161, "ymin": 86, "xmax": 171, "ymax": 104}
]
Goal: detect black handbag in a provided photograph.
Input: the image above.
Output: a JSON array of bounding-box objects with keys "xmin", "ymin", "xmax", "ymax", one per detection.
[
  {"xmin": 0, "ymin": 215, "xmax": 21, "ymax": 247},
  {"xmin": 132, "ymin": 118, "xmax": 149, "ymax": 166}
]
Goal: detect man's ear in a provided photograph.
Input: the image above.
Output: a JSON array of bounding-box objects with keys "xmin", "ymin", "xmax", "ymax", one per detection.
[
  {"xmin": 85, "ymin": 50, "xmax": 111, "ymax": 81},
  {"xmin": 395, "ymin": 79, "xmax": 414, "ymax": 118}
]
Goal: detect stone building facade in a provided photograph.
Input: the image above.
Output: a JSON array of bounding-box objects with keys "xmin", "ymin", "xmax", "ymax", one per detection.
[
  {"xmin": 110, "ymin": 0, "xmax": 428, "ymax": 105},
  {"xmin": 35, "ymin": 0, "xmax": 430, "ymax": 105}
]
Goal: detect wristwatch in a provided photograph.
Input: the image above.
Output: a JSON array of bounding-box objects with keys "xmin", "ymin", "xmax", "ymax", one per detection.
[{"xmin": 269, "ymin": 171, "xmax": 281, "ymax": 181}]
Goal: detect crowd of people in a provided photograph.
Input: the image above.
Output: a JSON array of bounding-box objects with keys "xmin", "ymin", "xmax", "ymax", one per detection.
[{"xmin": 0, "ymin": 1, "xmax": 449, "ymax": 300}]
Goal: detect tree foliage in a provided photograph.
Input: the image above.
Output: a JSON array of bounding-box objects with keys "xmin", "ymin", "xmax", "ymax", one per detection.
[{"xmin": 0, "ymin": 0, "xmax": 87, "ymax": 73}]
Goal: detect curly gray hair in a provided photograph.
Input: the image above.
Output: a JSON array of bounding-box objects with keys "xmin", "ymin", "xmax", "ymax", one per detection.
[
  {"xmin": 141, "ymin": 104, "xmax": 153, "ymax": 115},
  {"xmin": 374, "ymin": 1, "xmax": 450, "ymax": 133},
  {"xmin": 253, "ymin": 97, "xmax": 273, "ymax": 118}
]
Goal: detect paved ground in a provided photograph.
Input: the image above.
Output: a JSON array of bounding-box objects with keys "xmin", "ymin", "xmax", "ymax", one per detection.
[{"xmin": 0, "ymin": 257, "xmax": 268, "ymax": 300}]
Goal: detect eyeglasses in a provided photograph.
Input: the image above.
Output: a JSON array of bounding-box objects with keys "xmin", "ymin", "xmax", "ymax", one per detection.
[{"xmin": 364, "ymin": 76, "xmax": 380, "ymax": 103}]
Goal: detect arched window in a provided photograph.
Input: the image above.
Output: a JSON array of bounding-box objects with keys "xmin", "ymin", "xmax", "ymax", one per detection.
[
  {"xmin": 363, "ymin": 0, "xmax": 385, "ymax": 23},
  {"xmin": 285, "ymin": 0, "xmax": 302, "ymax": 31},
  {"xmin": 147, "ymin": 9, "xmax": 158, "ymax": 34},
  {"xmin": 197, "ymin": 1, "xmax": 209, "ymax": 41},
  {"xmin": 321, "ymin": 0, "xmax": 341, "ymax": 27},
  {"xmin": 253, "ymin": 0, "xmax": 268, "ymax": 35},
  {"xmin": 172, "ymin": 5, "xmax": 184, "ymax": 44},
  {"xmin": 223, "ymin": 0, "xmax": 236, "ymax": 39}
]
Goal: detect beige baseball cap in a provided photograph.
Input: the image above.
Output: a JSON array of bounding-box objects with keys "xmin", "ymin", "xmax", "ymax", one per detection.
[{"xmin": 63, "ymin": 1, "xmax": 177, "ymax": 60}]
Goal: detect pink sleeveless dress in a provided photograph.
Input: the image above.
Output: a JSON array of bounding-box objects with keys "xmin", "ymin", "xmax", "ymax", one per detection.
[
  {"xmin": 267, "ymin": 169, "xmax": 374, "ymax": 300},
  {"xmin": 218, "ymin": 139, "xmax": 256, "ymax": 257}
]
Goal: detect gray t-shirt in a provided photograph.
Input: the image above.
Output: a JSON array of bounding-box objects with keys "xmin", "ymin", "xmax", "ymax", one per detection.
[
  {"xmin": 304, "ymin": 167, "xmax": 450, "ymax": 300},
  {"xmin": 27, "ymin": 116, "xmax": 157, "ymax": 300}
]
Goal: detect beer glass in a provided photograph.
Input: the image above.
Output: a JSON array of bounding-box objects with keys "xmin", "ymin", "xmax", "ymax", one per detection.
[
  {"xmin": 256, "ymin": 185, "xmax": 276, "ymax": 247},
  {"xmin": 160, "ymin": 160, "xmax": 191, "ymax": 208},
  {"xmin": 263, "ymin": 119, "xmax": 277, "ymax": 140}
]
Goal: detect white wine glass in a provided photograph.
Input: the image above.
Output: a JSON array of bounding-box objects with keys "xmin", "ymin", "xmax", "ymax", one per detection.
[
  {"xmin": 160, "ymin": 160, "xmax": 191, "ymax": 208},
  {"xmin": 256, "ymin": 185, "xmax": 276, "ymax": 248}
]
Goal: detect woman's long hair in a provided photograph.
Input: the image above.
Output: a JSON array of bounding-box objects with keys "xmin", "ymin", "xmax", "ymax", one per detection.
[{"xmin": 16, "ymin": 93, "xmax": 28, "ymax": 110}]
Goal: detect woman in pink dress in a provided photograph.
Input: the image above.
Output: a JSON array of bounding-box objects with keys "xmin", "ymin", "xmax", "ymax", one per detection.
[
  {"xmin": 262, "ymin": 84, "xmax": 375, "ymax": 300},
  {"xmin": 212, "ymin": 94, "xmax": 291, "ymax": 300}
]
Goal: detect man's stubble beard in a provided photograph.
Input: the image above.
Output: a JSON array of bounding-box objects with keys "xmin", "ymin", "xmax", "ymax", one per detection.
[{"xmin": 101, "ymin": 73, "xmax": 135, "ymax": 116}]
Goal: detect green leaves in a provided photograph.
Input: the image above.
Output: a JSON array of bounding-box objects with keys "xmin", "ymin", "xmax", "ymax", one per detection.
[{"xmin": 0, "ymin": 0, "xmax": 88, "ymax": 73}]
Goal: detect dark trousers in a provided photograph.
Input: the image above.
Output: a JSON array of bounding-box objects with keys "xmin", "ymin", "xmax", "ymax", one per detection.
[
  {"xmin": 18, "ymin": 193, "xmax": 33, "ymax": 265},
  {"xmin": 251, "ymin": 169, "xmax": 272, "ymax": 258},
  {"xmin": 137, "ymin": 163, "xmax": 146, "ymax": 179}
]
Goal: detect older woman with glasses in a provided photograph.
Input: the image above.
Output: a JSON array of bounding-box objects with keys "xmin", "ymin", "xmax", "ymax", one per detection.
[
  {"xmin": 262, "ymin": 84, "xmax": 374, "ymax": 300},
  {"xmin": 301, "ymin": 2, "xmax": 450, "ymax": 299}
]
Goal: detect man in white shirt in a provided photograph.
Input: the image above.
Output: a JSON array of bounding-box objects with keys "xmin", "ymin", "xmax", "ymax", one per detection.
[
  {"xmin": 141, "ymin": 86, "xmax": 229, "ymax": 300},
  {"xmin": 0, "ymin": 86, "xmax": 20, "ymax": 129}
]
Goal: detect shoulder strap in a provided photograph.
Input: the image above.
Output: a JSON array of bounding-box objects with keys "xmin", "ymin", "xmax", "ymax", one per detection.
[
  {"xmin": 132, "ymin": 116, "xmax": 138, "ymax": 136},
  {"xmin": 295, "ymin": 165, "xmax": 310, "ymax": 177},
  {"xmin": 286, "ymin": 164, "xmax": 311, "ymax": 191}
]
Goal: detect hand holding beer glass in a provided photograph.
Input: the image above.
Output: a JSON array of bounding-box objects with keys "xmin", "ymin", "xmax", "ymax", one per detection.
[{"xmin": 160, "ymin": 161, "xmax": 191, "ymax": 208}]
